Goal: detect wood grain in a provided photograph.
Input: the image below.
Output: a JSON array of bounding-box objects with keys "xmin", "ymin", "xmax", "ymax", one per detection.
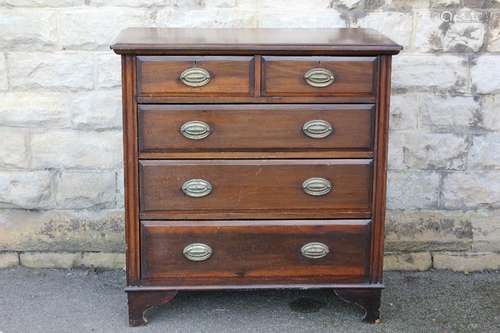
[
  {"xmin": 139, "ymin": 159, "xmax": 373, "ymax": 219},
  {"xmin": 137, "ymin": 56, "xmax": 254, "ymax": 97},
  {"xmin": 140, "ymin": 220, "xmax": 371, "ymax": 285},
  {"xmin": 138, "ymin": 104, "xmax": 374, "ymax": 153},
  {"xmin": 262, "ymin": 56, "xmax": 376, "ymax": 97}
]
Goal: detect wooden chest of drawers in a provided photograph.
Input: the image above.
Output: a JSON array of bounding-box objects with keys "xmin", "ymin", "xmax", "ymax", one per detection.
[{"xmin": 111, "ymin": 28, "xmax": 401, "ymax": 326}]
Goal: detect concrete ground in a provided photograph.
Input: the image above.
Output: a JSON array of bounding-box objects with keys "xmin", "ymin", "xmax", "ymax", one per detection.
[{"xmin": 0, "ymin": 268, "xmax": 499, "ymax": 333}]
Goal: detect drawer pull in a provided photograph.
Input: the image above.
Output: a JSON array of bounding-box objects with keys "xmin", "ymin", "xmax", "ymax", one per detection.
[
  {"xmin": 302, "ymin": 177, "xmax": 332, "ymax": 196},
  {"xmin": 180, "ymin": 121, "xmax": 211, "ymax": 140},
  {"xmin": 183, "ymin": 243, "xmax": 213, "ymax": 262},
  {"xmin": 302, "ymin": 120, "xmax": 333, "ymax": 139},
  {"xmin": 180, "ymin": 67, "xmax": 211, "ymax": 87},
  {"xmin": 182, "ymin": 179, "xmax": 212, "ymax": 198},
  {"xmin": 301, "ymin": 242, "xmax": 330, "ymax": 259},
  {"xmin": 304, "ymin": 68, "xmax": 335, "ymax": 87}
]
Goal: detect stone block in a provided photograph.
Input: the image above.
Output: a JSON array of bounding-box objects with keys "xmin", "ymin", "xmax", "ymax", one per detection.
[
  {"xmin": 0, "ymin": 92, "xmax": 70, "ymax": 128},
  {"xmin": 386, "ymin": 210, "xmax": 472, "ymax": 252},
  {"xmin": 2, "ymin": 0, "xmax": 84, "ymax": 5},
  {"xmin": 79, "ymin": 252, "xmax": 125, "ymax": 269},
  {"xmin": 353, "ymin": 11, "xmax": 413, "ymax": 48},
  {"xmin": 8, "ymin": 52, "xmax": 94, "ymax": 91},
  {"xmin": 384, "ymin": 252, "xmax": 432, "ymax": 271},
  {"xmin": 0, "ymin": 171, "xmax": 52, "ymax": 209},
  {"xmin": 488, "ymin": 12, "xmax": 500, "ymax": 51},
  {"xmin": 470, "ymin": 210, "xmax": 500, "ymax": 252},
  {"xmin": 442, "ymin": 171, "xmax": 500, "ymax": 209},
  {"xmin": 387, "ymin": 171, "xmax": 441, "ymax": 209},
  {"xmin": 433, "ymin": 252, "xmax": 500, "ymax": 272},
  {"xmin": 20, "ymin": 252, "xmax": 81, "ymax": 269},
  {"xmin": 90, "ymin": 0, "xmax": 167, "ymax": 6},
  {"xmin": 0, "ymin": 252, "xmax": 19, "ymax": 268},
  {"xmin": 471, "ymin": 55, "xmax": 500, "ymax": 94},
  {"xmin": 390, "ymin": 94, "xmax": 419, "ymax": 131},
  {"xmin": 258, "ymin": 9, "xmax": 345, "ymax": 28},
  {"xmin": 419, "ymin": 94, "xmax": 479, "ymax": 131},
  {"xmin": 469, "ymin": 134, "xmax": 500, "ymax": 170},
  {"xmin": 393, "ymin": 55, "xmax": 467, "ymax": 92},
  {"xmin": 0, "ymin": 53, "xmax": 7, "ymax": 91},
  {"xmin": 414, "ymin": 9, "xmax": 486, "ymax": 52},
  {"xmin": 55, "ymin": 171, "xmax": 116, "ymax": 209},
  {"xmin": 70, "ymin": 90, "xmax": 122, "ymax": 130},
  {"xmin": 31, "ymin": 130, "xmax": 122, "ymax": 169},
  {"xmin": 0, "ymin": 127, "xmax": 28, "ymax": 168},
  {"xmin": 59, "ymin": 7, "xmax": 153, "ymax": 50},
  {"xmin": 0, "ymin": 9, "xmax": 58, "ymax": 50},
  {"xmin": 95, "ymin": 52, "xmax": 121, "ymax": 89},
  {"xmin": 481, "ymin": 94, "xmax": 500, "ymax": 131},
  {"xmin": 0, "ymin": 209, "xmax": 125, "ymax": 252},
  {"xmin": 401, "ymin": 132, "xmax": 469, "ymax": 170},
  {"xmin": 156, "ymin": 8, "xmax": 257, "ymax": 27}
]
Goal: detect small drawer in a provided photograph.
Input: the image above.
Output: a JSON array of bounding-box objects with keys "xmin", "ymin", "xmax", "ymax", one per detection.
[
  {"xmin": 262, "ymin": 56, "xmax": 376, "ymax": 97},
  {"xmin": 138, "ymin": 104, "xmax": 374, "ymax": 154},
  {"xmin": 140, "ymin": 220, "xmax": 371, "ymax": 285},
  {"xmin": 137, "ymin": 56, "xmax": 254, "ymax": 97},
  {"xmin": 139, "ymin": 159, "xmax": 372, "ymax": 219}
]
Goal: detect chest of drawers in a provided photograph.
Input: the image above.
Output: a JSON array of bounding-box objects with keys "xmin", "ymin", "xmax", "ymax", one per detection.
[{"xmin": 111, "ymin": 28, "xmax": 401, "ymax": 326}]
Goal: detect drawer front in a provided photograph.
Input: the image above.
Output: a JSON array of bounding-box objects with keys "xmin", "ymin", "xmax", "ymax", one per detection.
[
  {"xmin": 139, "ymin": 159, "xmax": 372, "ymax": 219},
  {"xmin": 139, "ymin": 104, "xmax": 374, "ymax": 153},
  {"xmin": 262, "ymin": 56, "xmax": 376, "ymax": 97},
  {"xmin": 137, "ymin": 56, "xmax": 254, "ymax": 96},
  {"xmin": 140, "ymin": 220, "xmax": 371, "ymax": 285}
]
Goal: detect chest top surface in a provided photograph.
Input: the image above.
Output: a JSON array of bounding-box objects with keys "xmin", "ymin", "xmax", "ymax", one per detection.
[{"xmin": 111, "ymin": 28, "xmax": 402, "ymax": 55}]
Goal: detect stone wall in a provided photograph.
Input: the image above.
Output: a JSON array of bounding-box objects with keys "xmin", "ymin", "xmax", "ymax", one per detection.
[{"xmin": 0, "ymin": 0, "xmax": 499, "ymax": 271}]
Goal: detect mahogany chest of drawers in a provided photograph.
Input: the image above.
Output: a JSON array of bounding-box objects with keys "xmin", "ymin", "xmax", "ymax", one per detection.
[{"xmin": 111, "ymin": 28, "xmax": 401, "ymax": 326}]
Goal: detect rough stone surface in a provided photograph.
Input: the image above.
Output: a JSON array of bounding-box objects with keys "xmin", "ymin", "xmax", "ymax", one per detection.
[
  {"xmin": 384, "ymin": 252, "xmax": 432, "ymax": 271},
  {"xmin": 20, "ymin": 252, "xmax": 81, "ymax": 269},
  {"xmin": 0, "ymin": 171, "xmax": 52, "ymax": 209},
  {"xmin": 0, "ymin": 252, "xmax": 18, "ymax": 268},
  {"xmin": 387, "ymin": 171, "xmax": 441, "ymax": 209},
  {"xmin": 442, "ymin": 171, "xmax": 500, "ymax": 209},
  {"xmin": 31, "ymin": 130, "xmax": 122, "ymax": 169},
  {"xmin": 386, "ymin": 210, "xmax": 473, "ymax": 251},
  {"xmin": 8, "ymin": 52, "xmax": 95, "ymax": 91},
  {"xmin": 471, "ymin": 55, "xmax": 500, "ymax": 94},
  {"xmin": 0, "ymin": 209, "xmax": 124, "ymax": 252},
  {"xmin": 55, "ymin": 171, "xmax": 116, "ymax": 209},
  {"xmin": 0, "ymin": 127, "xmax": 28, "ymax": 168},
  {"xmin": 79, "ymin": 252, "xmax": 125, "ymax": 269},
  {"xmin": 0, "ymin": 1, "xmax": 499, "ymax": 270},
  {"xmin": 433, "ymin": 252, "xmax": 500, "ymax": 272},
  {"xmin": 392, "ymin": 55, "xmax": 468, "ymax": 92},
  {"xmin": 0, "ymin": 53, "xmax": 7, "ymax": 91}
]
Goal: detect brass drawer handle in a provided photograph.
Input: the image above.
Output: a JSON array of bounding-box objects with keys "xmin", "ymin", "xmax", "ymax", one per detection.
[
  {"xmin": 301, "ymin": 242, "xmax": 330, "ymax": 259},
  {"xmin": 180, "ymin": 121, "xmax": 211, "ymax": 140},
  {"xmin": 304, "ymin": 68, "xmax": 335, "ymax": 87},
  {"xmin": 302, "ymin": 120, "xmax": 333, "ymax": 139},
  {"xmin": 182, "ymin": 179, "xmax": 212, "ymax": 198},
  {"xmin": 180, "ymin": 67, "xmax": 211, "ymax": 87},
  {"xmin": 183, "ymin": 243, "xmax": 212, "ymax": 262},
  {"xmin": 302, "ymin": 177, "xmax": 332, "ymax": 196}
]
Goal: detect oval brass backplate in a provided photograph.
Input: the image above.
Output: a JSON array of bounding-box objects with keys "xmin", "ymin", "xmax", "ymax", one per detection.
[
  {"xmin": 301, "ymin": 242, "xmax": 330, "ymax": 259},
  {"xmin": 302, "ymin": 177, "xmax": 332, "ymax": 196},
  {"xmin": 180, "ymin": 121, "xmax": 211, "ymax": 140},
  {"xmin": 183, "ymin": 243, "xmax": 213, "ymax": 262},
  {"xmin": 180, "ymin": 67, "xmax": 211, "ymax": 87},
  {"xmin": 302, "ymin": 120, "xmax": 333, "ymax": 139},
  {"xmin": 182, "ymin": 179, "xmax": 212, "ymax": 198},
  {"xmin": 304, "ymin": 68, "xmax": 335, "ymax": 88}
]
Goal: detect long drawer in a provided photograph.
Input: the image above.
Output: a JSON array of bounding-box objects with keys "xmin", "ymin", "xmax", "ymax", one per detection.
[
  {"xmin": 138, "ymin": 104, "xmax": 374, "ymax": 153},
  {"xmin": 140, "ymin": 220, "xmax": 371, "ymax": 285},
  {"xmin": 139, "ymin": 159, "xmax": 372, "ymax": 219}
]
